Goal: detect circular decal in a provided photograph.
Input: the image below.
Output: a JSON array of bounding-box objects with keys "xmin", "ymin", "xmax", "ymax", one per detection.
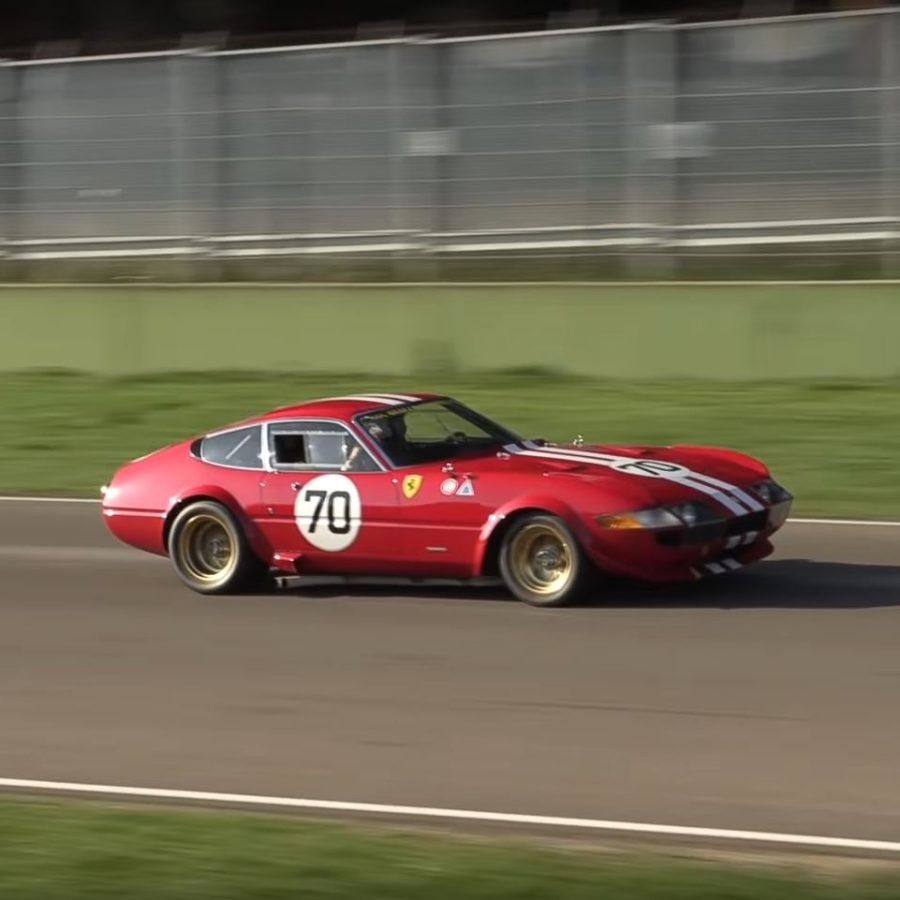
[
  {"xmin": 294, "ymin": 473, "xmax": 362, "ymax": 552},
  {"xmin": 608, "ymin": 458, "xmax": 690, "ymax": 479},
  {"xmin": 440, "ymin": 478, "xmax": 459, "ymax": 496}
]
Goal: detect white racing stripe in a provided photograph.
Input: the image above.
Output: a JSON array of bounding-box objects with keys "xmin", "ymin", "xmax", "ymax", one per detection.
[
  {"xmin": 333, "ymin": 393, "xmax": 424, "ymax": 406},
  {"xmin": 0, "ymin": 777, "xmax": 897, "ymax": 855},
  {"xmin": 664, "ymin": 476, "xmax": 748, "ymax": 517},
  {"xmin": 510, "ymin": 444, "xmax": 752, "ymax": 516},
  {"xmin": 683, "ymin": 474, "xmax": 764, "ymax": 513},
  {"xmin": 330, "ymin": 395, "xmax": 404, "ymax": 406},
  {"xmin": 370, "ymin": 393, "xmax": 422, "ymax": 403},
  {"xmin": 520, "ymin": 442, "xmax": 763, "ymax": 513},
  {"xmin": 296, "ymin": 394, "xmax": 424, "ymax": 407},
  {"xmin": 518, "ymin": 443, "xmax": 756, "ymax": 510},
  {"xmin": 520, "ymin": 440, "xmax": 610, "ymax": 458}
]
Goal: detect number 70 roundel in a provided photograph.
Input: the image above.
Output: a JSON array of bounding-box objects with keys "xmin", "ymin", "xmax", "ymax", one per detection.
[{"xmin": 294, "ymin": 474, "xmax": 362, "ymax": 552}]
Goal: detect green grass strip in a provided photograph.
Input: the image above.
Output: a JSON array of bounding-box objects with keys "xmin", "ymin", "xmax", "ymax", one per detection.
[
  {"xmin": 1, "ymin": 798, "xmax": 899, "ymax": 900},
  {"xmin": 2, "ymin": 371, "xmax": 898, "ymax": 518}
]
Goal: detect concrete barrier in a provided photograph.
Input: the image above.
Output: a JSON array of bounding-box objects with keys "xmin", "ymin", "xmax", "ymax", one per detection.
[{"xmin": 1, "ymin": 284, "xmax": 898, "ymax": 379}]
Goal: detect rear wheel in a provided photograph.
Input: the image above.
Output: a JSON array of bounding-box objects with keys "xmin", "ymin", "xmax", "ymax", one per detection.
[
  {"xmin": 499, "ymin": 514, "xmax": 590, "ymax": 607},
  {"xmin": 168, "ymin": 501, "xmax": 268, "ymax": 594}
]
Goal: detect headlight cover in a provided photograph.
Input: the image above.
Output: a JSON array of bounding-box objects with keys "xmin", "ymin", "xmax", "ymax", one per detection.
[
  {"xmin": 667, "ymin": 501, "xmax": 723, "ymax": 528},
  {"xmin": 753, "ymin": 478, "xmax": 793, "ymax": 529},
  {"xmin": 751, "ymin": 478, "xmax": 792, "ymax": 505},
  {"xmin": 596, "ymin": 501, "xmax": 722, "ymax": 530}
]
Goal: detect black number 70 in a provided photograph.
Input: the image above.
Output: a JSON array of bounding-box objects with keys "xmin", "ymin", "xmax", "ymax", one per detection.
[{"xmin": 305, "ymin": 489, "xmax": 351, "ymax": 534}]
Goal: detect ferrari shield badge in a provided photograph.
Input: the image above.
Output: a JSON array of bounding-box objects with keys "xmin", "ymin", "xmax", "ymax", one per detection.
[{"xmin": 402, "ymin": 474, "xmax": 424, "ymax": 499}]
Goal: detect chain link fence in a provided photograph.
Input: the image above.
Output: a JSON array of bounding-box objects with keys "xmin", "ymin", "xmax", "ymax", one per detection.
[{"xmin": 1, "ymin": 8, "xmax": 897, "ymax": 279}]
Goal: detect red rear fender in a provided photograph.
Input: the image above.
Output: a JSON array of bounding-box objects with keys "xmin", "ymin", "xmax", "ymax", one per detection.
[{"xmin": 164, "ymin": 486, "xmax": 271, "ymax": 561}]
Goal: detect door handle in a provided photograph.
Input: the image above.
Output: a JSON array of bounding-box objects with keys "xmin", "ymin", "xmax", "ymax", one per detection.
[{"xmin": 291, "ymin": 481, "xmax": 303, "ymax": 492}]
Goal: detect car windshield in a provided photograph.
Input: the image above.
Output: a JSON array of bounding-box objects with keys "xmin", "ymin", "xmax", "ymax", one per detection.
[{"xmin": 357, "ymin": 399, "xmax": 520, "ymax": 467}]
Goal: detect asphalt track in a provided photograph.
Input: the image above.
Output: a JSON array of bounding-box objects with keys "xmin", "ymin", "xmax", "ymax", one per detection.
[{"xmin": 2, "ymin": 499, "xmax": 899, "ymax": 851}]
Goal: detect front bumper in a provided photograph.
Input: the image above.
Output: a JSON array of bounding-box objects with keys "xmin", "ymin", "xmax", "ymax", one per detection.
[
  {"xmin": 687, "ymin": 537, "xmax": 774, "ymax": 580},
  {"xmin": 583, "ymin": 499, "xmax": 790, "ymax": 584}
]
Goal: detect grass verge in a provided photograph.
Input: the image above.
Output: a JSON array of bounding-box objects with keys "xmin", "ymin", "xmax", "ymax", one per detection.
[
  {"xmin": 1, "ymin": 798, "xmax": 899, "ymax": 900},
  {"xmin": 2, "ymin": 371, "xmax": 898, "ymax": 518}
]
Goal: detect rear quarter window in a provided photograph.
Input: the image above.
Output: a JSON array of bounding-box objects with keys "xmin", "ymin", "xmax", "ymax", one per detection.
[{"xmin": 198, "ymin": 426, "xmax": 263, "ymax": 469}]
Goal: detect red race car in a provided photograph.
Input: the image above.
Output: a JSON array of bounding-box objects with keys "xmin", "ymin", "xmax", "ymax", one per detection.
[{"xmin": 100, "ymin": 392, "xmax": 792, "ymax": 607}]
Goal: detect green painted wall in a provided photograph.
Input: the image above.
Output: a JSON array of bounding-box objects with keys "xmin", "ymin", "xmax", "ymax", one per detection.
[{"xmin": 1, "ymin": 285, "xmax": 898, "ymax": 379}]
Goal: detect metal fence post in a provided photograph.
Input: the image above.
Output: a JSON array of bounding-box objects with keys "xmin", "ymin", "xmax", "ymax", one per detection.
[
  {"xmin": 400, "ymin": 36, "xmax": 444, "ymax": 276},
  {"xmin": 623, "ymin": 25, "xmax": 676, "ymax": 278},
  {"xmin": 171, "ymin": 46, "xmax": 224, "ymax": 276},
  {"xmin": 434, "ymin": 39, "xmax": 452, "ymax": 257},
  {"xmin": 388, "ymin": 39, "xmax": 408, "ymax": 276},
  {"xmin": 660, "ymin": 24, "xmax": 678, "ymax": 278},
  {"xmin": 209, "ymin": 50, "xmax": 224, "ymax": 272},
  {"xmin": 168, "ymin": 50, "xmax": 199, "ymax": 271},
  {"xmin": 644, "ymin": 23, "xmax": 677, "ymax": 279},
  {"xmin": 0, "ymin": 61, "xmax": 19, "ymax": 264},
  {"xmin": 881, "ymin": 11, "xmax": 900, "ymax": 278},
  {"xmin": 577, "ymin": 33, "xmax": 591, "ymax": 270},
  {"xmin": 623, "ymin": 27, "xmax": 641, "ymax": 277}
]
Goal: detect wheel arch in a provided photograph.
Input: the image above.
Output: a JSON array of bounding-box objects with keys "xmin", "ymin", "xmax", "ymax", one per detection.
[
  {"xmin": 162, "ymin": 486, "xmax": 267, "ymax": 561},
  {"xmin": 475, "ymin": 495, "xmax": 591, "ymax": 577}
]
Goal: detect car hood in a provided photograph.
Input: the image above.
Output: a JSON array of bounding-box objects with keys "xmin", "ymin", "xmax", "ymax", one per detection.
[{"xmin": 459, "ymin": 440, "xmax": 770, "ymax": 516}]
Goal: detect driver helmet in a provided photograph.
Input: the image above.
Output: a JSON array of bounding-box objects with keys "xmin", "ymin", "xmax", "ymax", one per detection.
[{"xmin": 368, "ymin": 415, "xmax": 406, "ymax": 445}]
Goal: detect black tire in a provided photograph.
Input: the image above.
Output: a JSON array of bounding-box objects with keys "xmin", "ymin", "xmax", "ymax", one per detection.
[
  {"xmin": 498, "ymin": 514, "xmax": 591, "ymax": 607},
  {"xmin": 168, "ymin": 500, "xmax": 269, "ymax": 595}
]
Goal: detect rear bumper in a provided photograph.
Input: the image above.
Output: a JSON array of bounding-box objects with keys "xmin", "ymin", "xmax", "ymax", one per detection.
[{"xmin": 101, "ymin": 504, "xmax": 167, "ymax": 556}]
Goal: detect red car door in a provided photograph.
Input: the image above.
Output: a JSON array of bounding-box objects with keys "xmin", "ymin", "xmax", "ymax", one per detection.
[
  {"xmin": 391, "ymin": 460, "xmax": 494, "ymax": 578},
  {"xmin": 258, "ymin": 418, "xmax": 404, "ymax": 574},
  {"xmin": 352, "ymin": 399, "xmax": 516, "ymax": 579}
]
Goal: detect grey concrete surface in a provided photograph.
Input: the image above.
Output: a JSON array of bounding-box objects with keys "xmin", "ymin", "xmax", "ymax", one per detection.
[{"xmin": 1, "ymin": 499, "xmax": 898, "ymax": 845}]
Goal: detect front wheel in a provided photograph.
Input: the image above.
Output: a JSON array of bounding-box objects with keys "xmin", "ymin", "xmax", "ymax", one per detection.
[
  {"xmin": 498, "ymin": 514, "xmax": 591, "ymax": 607},
  {"xmin": 168, "ymin": 500, "xmax": 268, "ymax": 594}
]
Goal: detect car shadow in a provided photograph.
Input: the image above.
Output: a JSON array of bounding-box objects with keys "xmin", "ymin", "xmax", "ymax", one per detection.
[
  {"xmin": 272, "ymin": 559, "xmax": 900, "ymax": 610},
  {"xmin": 583, "ymin": 559, "xmax": 900, "ymax": 610}
]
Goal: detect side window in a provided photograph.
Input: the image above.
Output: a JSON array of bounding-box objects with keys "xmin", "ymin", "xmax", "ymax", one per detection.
[
  {"xmin": 199, "ymin": 425, "xmax": 263, "ymax": 470},
  {"xmin": 267, "ymin": 421, "xmax": 380, "ymax": 472},
  {"xmin": 272, "ymin": 433, "xmax": 306, "ymax": 465}
]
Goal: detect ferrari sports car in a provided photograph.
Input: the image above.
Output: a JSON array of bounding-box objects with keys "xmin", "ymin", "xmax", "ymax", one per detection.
[{"xmin": 100, "ymin": 392, "xmax": 792, "ymax": 607}]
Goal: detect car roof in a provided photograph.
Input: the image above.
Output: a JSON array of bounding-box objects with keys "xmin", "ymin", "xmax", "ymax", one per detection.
[{"xmin": 252, "ymin": 392, "xmax": 445, "ymax": 424}]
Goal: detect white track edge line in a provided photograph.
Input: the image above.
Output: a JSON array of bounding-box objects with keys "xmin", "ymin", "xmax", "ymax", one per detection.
[
  {"xmin": 0, "ymin": 495, "xmax": 100, "ymax": 503},
  {"xmin": 788, "ymin": 517, "xmax": 900, "ymax": 527},
  {"xmin": 5, "ymin": 280, "xmax": 900, "ymax": 287},
  {"xmin": 2, "ymin": 496, "xmax": 900, "ymax": 528},
  {"xmin": 0, "ymin": 778, "xmax": 897, "ymax": 854}
]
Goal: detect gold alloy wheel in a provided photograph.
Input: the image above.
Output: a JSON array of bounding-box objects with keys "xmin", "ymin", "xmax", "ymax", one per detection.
[
  {"xmin": 177, "ymin": 514, "xmax": 236, "ymax": 585},
  {"xmin": 507, "ymin": 522, "xmax": 573, "ymax": 596}
]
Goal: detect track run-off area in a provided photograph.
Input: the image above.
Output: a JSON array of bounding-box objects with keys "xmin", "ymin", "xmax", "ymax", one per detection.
[{"xmin": 1, "ymin": 497, "xmax": 899, "ymax": 856}]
